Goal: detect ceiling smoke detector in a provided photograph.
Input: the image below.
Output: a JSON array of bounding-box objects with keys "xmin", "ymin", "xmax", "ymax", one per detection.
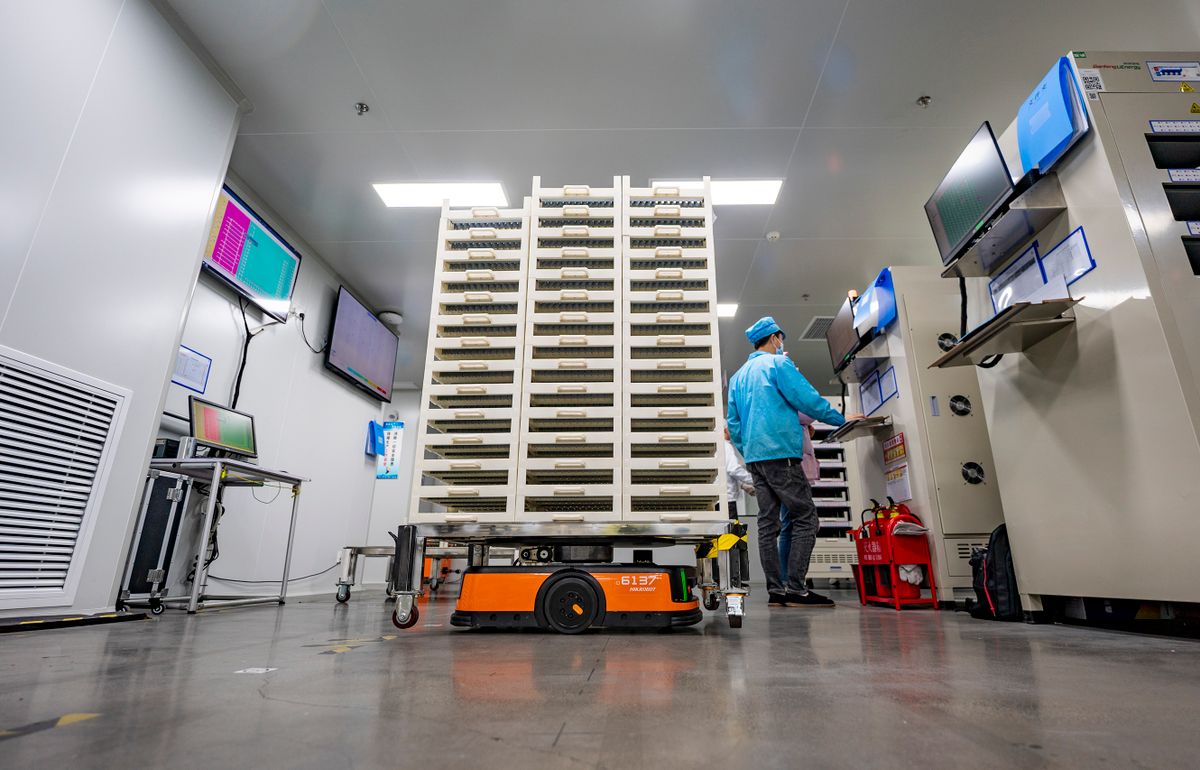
[
  {"xmin": 377, "ymin": 310, "xmax": 404, "ymax": 329},
  {"xmin": 765, "ymin": 231, "xmax": 781, "ymax": 242},
  {"xmin": 355, "ymin": 101, "xmax": 370, "ymax": 116},
  {"xmin": 916, "ymin": 95, "xmax": 933, "ymax": 109}
]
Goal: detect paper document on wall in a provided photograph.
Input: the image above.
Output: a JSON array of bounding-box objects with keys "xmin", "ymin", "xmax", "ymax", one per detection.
[
  {"xmin": 885, "ymin": 463, "xmax": 913, "ymax": 503},
  {"xmin": 1039, "ymin": 227, "xmax": 1094, "ymax": 286},
  {"xmin": 172, "ymin": 345, "xmax": 211, "ymax": 394},
  {"xmin": 376, "ymin": 421, "xmax": 404, "ymax": 479},
  {"xmin": 989, "ymin": 243, "xmax": 1045, "ymax": 313}
]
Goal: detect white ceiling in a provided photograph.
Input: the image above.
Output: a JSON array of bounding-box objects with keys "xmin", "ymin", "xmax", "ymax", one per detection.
[{"xmin": 168, "ymin": 0, "xmax": 1200, "ymax": 392}]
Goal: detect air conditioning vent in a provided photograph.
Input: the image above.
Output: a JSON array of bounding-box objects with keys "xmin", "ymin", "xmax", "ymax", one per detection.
[
  {"xmin": 800, "ymin": 316, "xmax": 835, "ymax": 341},
  {"xmin": 0, "ymin": 346, "xmax": 127, "ymax": 609}
]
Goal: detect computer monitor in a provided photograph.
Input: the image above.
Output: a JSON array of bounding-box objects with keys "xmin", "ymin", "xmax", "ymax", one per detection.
[
  {"xmin": 826, "ymin": 297, "xmax": 861, "ymax": 373},
  {"xmin": 324, "ymin": 286, "xmax": 399, "ymax": 402},
  {"xmin": 924, "ymin": 122, "xmax": 1016, "ymax": 266},
  {"xmin": 188, "ymin": 396, "xmax": 258, "ymax": 458}
]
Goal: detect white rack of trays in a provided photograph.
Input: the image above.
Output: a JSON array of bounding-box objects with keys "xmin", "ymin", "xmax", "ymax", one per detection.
[
  {"xmin": 619, "ymin": 177, "xmax": 727, "ymax": 523},
  {"xmin": 515, "ymin": 179, "xmax": 624, "ymax": 522},
  {"xmin": 410, "ymin": 201, "xmax": 532, "ymax": 524},
  {"xmin": 807, "ymin": 397, "xmax": 862, "ymax": 581}
]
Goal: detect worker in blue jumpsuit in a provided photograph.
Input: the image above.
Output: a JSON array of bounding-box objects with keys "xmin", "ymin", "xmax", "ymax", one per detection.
[{"xmin": 727, "ymin": 316, "xmax": 860, "ymax": 607}]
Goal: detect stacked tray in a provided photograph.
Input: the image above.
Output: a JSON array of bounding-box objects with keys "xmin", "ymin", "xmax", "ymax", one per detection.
[
  {"xmin": 516, "ymin": 178, "xmax": 623, "ymax": 522},
  {"xmin": 619, "ymin": 177, "xmax": 727, "ymax": 522},
  {"xmin": 410, "ymin": 202, "xmax": 531, "ymax": 523}
]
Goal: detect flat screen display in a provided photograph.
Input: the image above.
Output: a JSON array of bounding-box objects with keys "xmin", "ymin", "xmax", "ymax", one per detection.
[
  {"xmin": 189, "ymin": 396, "xmax": 257, "ymax": 457},
  {"xmin": 202, "ymin": 186, "xmax": 301, "ymax": 322},
  {"xmin": 826, "ymin": 298, "xmax": 861, "ymax": 373},
  {"xmin": 924, "ymin": 122, "xmax": 1016, "ymax": 265},
  {"xmin": 324, "ymin": 286, "xmax": 399, "ymax": 402}
]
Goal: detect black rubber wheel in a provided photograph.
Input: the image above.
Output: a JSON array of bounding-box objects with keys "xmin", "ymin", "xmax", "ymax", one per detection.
[
  {"xmin": 149, "ymin": 599, "xmax": 165, "ymax": 616},
  {"xmin": 541, "ymin": 575, "xmax": 600, "ymax": 634},
  {"xmin": 703, "ymin": 593, "xmax": 721, "ymax": 611},
  {"xmin": 728, "ymin": 614, "xmax": 743, "ymax": 629},
  {"xmin": 392, "ymin": 605, "xmax": 419, "ymax": 630},
  {"xmin": 336, "ymin": 586, "xmax": 350, "ymax": 603}
]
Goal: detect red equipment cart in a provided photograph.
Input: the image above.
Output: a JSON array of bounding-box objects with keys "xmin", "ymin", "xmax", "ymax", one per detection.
[{"xmin": 850, "ymin": 501, "xmax": 938, "ymax": 610}]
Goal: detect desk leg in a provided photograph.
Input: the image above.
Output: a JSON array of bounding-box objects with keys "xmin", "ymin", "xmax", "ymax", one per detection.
[
  {"xmin": 190, "ymin": 463, "xmax": 223, "ymax": 614},
  {"xmin": 279, "ymin": 484, "xmax": 300, "ymax": 604}
]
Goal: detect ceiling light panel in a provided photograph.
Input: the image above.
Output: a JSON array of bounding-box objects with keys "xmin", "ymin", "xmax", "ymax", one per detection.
[
  {"xmin": 717, "ymin": 303, "xmax": 739, "ymax": 318},
  {"xmin": 373, "ymin": 182, "xmax": 508, "ymax": 208}
]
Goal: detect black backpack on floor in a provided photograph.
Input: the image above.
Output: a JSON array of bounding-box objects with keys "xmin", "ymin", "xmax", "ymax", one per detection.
[{"xmin": 969, "ymin": 523, "xmax": 1022, "ymax": 621}]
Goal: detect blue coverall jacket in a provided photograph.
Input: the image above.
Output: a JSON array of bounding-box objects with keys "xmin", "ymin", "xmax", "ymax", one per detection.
[{"xmin": 726, "ymin": 351, "xmax": 846, "ymax": 464}]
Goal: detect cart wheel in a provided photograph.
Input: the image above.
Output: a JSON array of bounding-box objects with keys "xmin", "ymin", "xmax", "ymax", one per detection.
[
  {"xmin": 728, "ymin": 614, "xmax": 743, "ymax": 629},
  {"xmin": 336, "ymin": 586, "xmax": 351, "ymax": 604},
  {"xmin": 703, "ymin": 593, "xmax": 721, "ymax": 611},
  {"xmin": 541, "ymin": 574, "xmax": 600, "ymax": 634},
  {"xmin": 149, "ymin": 599, "xmax": 165, "ymax": 616},
  {"xmin": 392, "ymin": 605, "xmax": 419, "ymax": 630}
]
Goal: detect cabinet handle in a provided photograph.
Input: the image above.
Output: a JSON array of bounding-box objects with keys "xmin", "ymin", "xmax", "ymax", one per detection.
[
  {"xmin": 654, "ymin": 247, "xmax": 683, "ymax": 258},
  {"xmin": 559, "ymin": 336, "xmax": 588, "ymax": 346},
  {"xmin": 657, "ymin": 335, "xmax": 686, "ymax": 346},
  {"xmin": 445, "ymin": 514, "xmax": 478, "ymax": 523},
  {"xmin": 554, "ymin": 487, "xmax": 585, "ymax": 496},
  {"xmin": 451, "ymin": 436, "xmax": 483, "ymax": 444},
  {"xmin": 657, "ymin": 384, "xmax": 686, "ymax": 393},
  {"xmin": 458, "ymin": 362, "xmax": 488, "ymax": 370},
  {"xmin": 554, "ymin": 461, "xmax": 586, "ymax": 469},
  {"xmin": 470, "ymin": 207, "xmax": 499, "ymax": 218},
  {"xmin": 557, "ymin": 385, "xmax": 586, "ymax": 393},
  {"xmin": 560, "ymin": 290, "xmax": 589, "ymax": 301},
  {"xmin": 654, "ymin": 204, "xmax": 681, "ymax": 217},
  {"xmin": 559, "ymin": 312, "xmax": 588, "ymax": 323},
  {"xmin": 656, "ymin": 313, "xmax": 685, "ymax": 323},
  {"xmin": 462, "ymin": 314, "xmax": 491, "ymax": 325},
  {"xmin": 655, "ymin": 290, "xmax": 684, "ymax": 301},
  {"xmin": 659, "ymin": 460, "xmax": 689, "ymax": 469},
  {"xmin": 463, "ymin": 292, "xmax": 493, "ymax": 303},
  {"xmin": 468, "ymin": 228, "xmax": 497, "ymax": 240},
  {"xmin": 657, "ymin": 360, "xmax": 686, "ymax": 369},
  {"xmin": 460, "ymin": 337, "xmax": 490, "ymax": 347},
  {"xmin": 658, "ymin": 409, "xmax": 687, "ymax": 418},
  {"xmin": 447, "ymin": 488, "xmax": 480, "ymax": 497},
  {"xmin": 563, "ymin": 185, "xmax": 591, "ymax": 196},
  {"xmin": 558, "ymin": 360, "xmax": 587, "ymax": 369},
  {"xmin": 660, "ymin": 486, "xmax": 689, "ymax": 496},
  {"xmin": 556, "ymin": 410, "xmax": 586, "ymax": 418},
  {"xmin": 561, "ymin": 248, "xmax": 590, "ymax": 258},
  {"xmin": 561, "ymin": 267, "xmax": 589, "ymax": 279},
  {"xmin": 466, "ymin": 248, "xmax": 496, "ymax": 260},
  {"xmin": 562, "ymin": 226, "xmax": 590, "ymax": 237},
  {"xmin": 465, "ymin": 270, "xmax": 495, "ymax": 281},
  {"xmin": 454, "ymin": 411, "xmax": 485, "ymax": 419},
  {"xmin": 652, "ymin": 186, "xmax": 681, "ymax": 197},
  {"xmin": 555, "ymin": 435, "xmax": 586, "ymax": 444},
  {"xmin": 552, "ymin": 513, "xmax": 586, "ymax": 522},
  {"xmin": 654, "ymin": 268, "xmax": 683, "ymax": 279},
  {"xmin": 561, "ymin": 205, "xmax": 590, "ymax": 217},
  {"xmin": 450, "ymin": 462, "xmax": 482, "ymax": 470},
  {"xmin": 654, "ymin": 225, "xmax": 682, "ymax": 237},
  {"xmin": 456, "ymin": 386, "xmax": 485, "ymax": 394},
  {"xmin": 659, "ymin": 434, "xmax": 688, "ymax": 443}
]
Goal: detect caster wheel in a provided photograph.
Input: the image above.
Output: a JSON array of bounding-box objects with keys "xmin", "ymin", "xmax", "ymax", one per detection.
[
  {"xmin": 149, "ymin": 599, "xmax": 165, "ymax": 616},
  {"xmin": 540, "ymin": 574, "xmax": 600, "ymax": 634},
  {"xmin": 728, "ymin": 614, "xmax": 743, "ymax": 629},
  {"xmin": 336, "ymin": 586, "xmax": 350, "ymax": 603},
  {"xmin": 391, "ymin": 605, "xmax": 419, "ymax": 630},
  {"xmin": 703, "ymin": 593, "xmax": 721, "ymax": 611}
]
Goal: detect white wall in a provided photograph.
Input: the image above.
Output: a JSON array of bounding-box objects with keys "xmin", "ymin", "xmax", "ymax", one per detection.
[
  {"xmin": 0, "ymin": 0, "xmax": 239, "ymax": 616},
  {"xmin": 160, "ymin": 173, "xmax": 390, "ymax": 597},
  {"xmin": 360, "ymin": 390, "xmax": 421, "ymax": 583}
]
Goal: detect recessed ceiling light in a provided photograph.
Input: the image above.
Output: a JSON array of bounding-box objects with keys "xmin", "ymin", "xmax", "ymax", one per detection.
[
  {"xmin": 373, "ymin": 182, "xmax": 508, "ymax": 208},
  {"xmin": 717, "ymin": 303, "xmax": 739, "ymax": 318},
  {"xmin": 652, "ymin": 179, "xmax": 783, "ymax": 205}
]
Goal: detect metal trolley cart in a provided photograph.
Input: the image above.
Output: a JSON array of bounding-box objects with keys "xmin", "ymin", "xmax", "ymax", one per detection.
[{"xmin": 387, "ymin": 521, "xmax": 747, "ymax": 633}]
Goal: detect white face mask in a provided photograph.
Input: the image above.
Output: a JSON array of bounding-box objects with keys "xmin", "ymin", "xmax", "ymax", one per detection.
[{"xmin": 775, "ymin": 338, "xmax": 786, "ymax": 356}]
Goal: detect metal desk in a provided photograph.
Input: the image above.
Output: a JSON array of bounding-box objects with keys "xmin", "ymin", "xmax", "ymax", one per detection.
[{"xmin": 148, "ymin": 458, "xmax": 307, "ymax": 613}]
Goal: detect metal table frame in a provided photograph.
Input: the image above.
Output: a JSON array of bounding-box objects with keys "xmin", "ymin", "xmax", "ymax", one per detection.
[
  {"xmin": 148, "ymin": 458, "xmax": 307, "ymax": 613},
  {"xmin": 388, "ymin": 521, "xmax": 747, "ymax": 629}
]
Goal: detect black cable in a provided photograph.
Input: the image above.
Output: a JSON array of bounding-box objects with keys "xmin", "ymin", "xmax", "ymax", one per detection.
[
  {"xmin": 230, "ymin": 297, "xmax": 282, "ymax": 409},
  {"xmin": 298, "ymin": 312, "xmax": 326, "ymax": 354},
  {"xmin": 162, "ymin": 410, "xmax": 190, "ymax": 424},
  {"xmin": 837, "ymin": 374, "xmax": 847, "ymax": 416},
  {"xmin": 958, "ymin": 273, "xmax": 1004, "ymax": 369},
  {"xmin": 231, "ymin": 297, "xmax": 253, "ymax": 409},
  {"xmin": 207, "ymin": 564, "xmax": 340, "ymax": 584}
]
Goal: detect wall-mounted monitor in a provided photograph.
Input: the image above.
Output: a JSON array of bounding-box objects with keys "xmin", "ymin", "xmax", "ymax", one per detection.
[
  {"xmin": 924, "ymin": 122, "xmax": 1016, "ymax": 266},
  {"xmin": 324, "ymin": 286, "xmax": 399, "ymax": 402},
  {"xmin": 201, "ymin": 186, "xmax": 301, "ymax": 322},
  {"xmin": 826, "ymin": 297, "xmax": 861, "ymax": 374}
]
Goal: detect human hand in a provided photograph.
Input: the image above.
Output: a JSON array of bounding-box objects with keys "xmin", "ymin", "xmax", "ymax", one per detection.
[{"xmin": 741, "ymin": 483, "xmax": 757, "ymax": 496}]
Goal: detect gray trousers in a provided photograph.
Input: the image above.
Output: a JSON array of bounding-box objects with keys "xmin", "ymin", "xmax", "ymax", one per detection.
[{"xmin": 747, "ymin": 457, "xmax": 819, "ymax": 594}]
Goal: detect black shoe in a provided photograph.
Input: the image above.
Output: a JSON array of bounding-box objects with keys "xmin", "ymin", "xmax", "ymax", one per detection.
[
  {"xmin": 768, "ymin": 592, "xmax": 789, "ymax": 606},
  {"xmin": 784, "ymin": 590, "xmax": 835, "ymax": 608}
]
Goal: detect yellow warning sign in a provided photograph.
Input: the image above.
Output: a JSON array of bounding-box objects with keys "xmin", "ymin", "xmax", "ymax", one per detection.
[
  {"xmin": 1191, "ymin": 102, "xmax": 1200, "ymax": 114},
  {"xmin": 1182, "ymin": 82, "xmax": 1195, "ymax": 93}
]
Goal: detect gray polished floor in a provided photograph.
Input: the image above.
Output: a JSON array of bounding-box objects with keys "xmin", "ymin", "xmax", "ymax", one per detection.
[{"xmin": 2, "ymin": 590, "xmax": 1198, "ymax": 768}]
